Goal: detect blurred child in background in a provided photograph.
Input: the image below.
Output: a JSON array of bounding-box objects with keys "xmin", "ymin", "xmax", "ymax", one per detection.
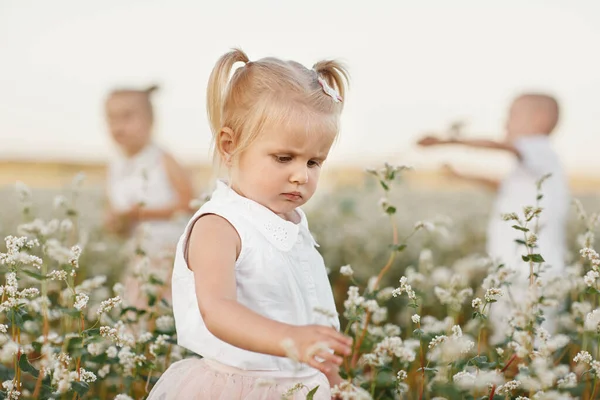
[
  {"xmin": 104, "ymin": 85, "xmax": 194, "ymax": 307},
  {"xmin": 418, "ymin": 93, "xmax": 570, "ymax": 344}
]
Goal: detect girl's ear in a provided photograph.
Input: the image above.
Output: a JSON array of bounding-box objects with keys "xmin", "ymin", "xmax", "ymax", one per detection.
[{"xmin": 216, "ymin": 127, "xmax": 236, "ymax": 166}]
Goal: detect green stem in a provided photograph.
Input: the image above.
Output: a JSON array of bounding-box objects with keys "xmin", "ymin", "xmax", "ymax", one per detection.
[{"xmin": 370, "ymin": 370, "xmax": 378, "ymax": 397}]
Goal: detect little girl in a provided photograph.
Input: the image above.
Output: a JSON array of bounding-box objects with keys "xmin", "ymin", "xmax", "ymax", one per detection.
[
  {"xmin": 148, "ymin": 49, "xmax": 352, "ymax": 399},
  {"xmin": 104, "ymin": 85, "xmax": 194, "ymax": 305}
]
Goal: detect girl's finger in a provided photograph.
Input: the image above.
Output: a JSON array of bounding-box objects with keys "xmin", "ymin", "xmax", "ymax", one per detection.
[
  {"xmin": 326, "ymin": 340, "xmax": 351, "ymax": 356},
  {"xmin": 315, "ymin": 350, "xmax": 343, "ymax": 366},
  {"xmin": 307, "ymin": 358, "xmax": 330, "ymax": 374}
]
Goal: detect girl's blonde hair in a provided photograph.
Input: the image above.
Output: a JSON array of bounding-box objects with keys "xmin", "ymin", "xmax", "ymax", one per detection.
[
  {"xmin": 107, "ymin": 84, "xmax": 159, "ymax": 122},
  {"xmin": 207, "ymin": 48, "xmax": 349, "ymax": 166}
]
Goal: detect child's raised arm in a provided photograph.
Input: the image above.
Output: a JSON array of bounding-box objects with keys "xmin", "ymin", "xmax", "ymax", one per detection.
[
  {"xmin": 441, "ymin": 164, "xmax": 500, "ymax": 192},
  {"xmin": 418, "ymin": 135, "xmax": 521, "ymax": 158},
  {"xmin": 187, "ymin": 214, "xmax": 352, "ymax": 374}
]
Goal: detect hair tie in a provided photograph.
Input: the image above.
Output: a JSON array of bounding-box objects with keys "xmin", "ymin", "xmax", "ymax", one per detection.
[{"xmin": 317, "ymin": 77, "xmax": 342, "ymax": 103}]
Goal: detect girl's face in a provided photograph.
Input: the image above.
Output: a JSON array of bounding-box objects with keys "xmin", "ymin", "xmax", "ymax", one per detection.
[
  {"xmin": 226, "ymin": 122, "xmax": 335, "ymax": 221},
  {"xmin": 105, "ymin": 94, "xmax": 152, "ymax": 156}
]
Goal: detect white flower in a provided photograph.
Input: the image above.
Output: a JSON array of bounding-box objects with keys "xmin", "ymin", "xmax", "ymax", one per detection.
[
  {"xmin": 397, "ymin": 370, "xmax": 407, "ymax": 380},
  {"xmin": 485, "ymin": 288, "xmax": 503, "ymax": 302},
  {"xmin": 472, "ymin": 298, "xmax": 483, "ymax": 310},
  {"xmin": 383, "ymin": 324, "xmax": 401, "ymax": 337},
  {"xmin": 340, "ymin": 265, "xmax": 354, "ymax": 277},
  {"xmin": 74, "ymin": 293, "xmax": 89, "ymax": 311},
  {"xmin": 428, "ymin": 335, "xmax": 447, "ymax": 349},
  {"xmin": 496, "ymin": 347, "xmax": 505, "ymax": 356},
  {"xmin": 113, "ymin": 283, "xmax": 124, "ymax": 296},
  {"xmin": 87, "ymin": 343, "xmax": 103, "ymax": 356},
  {"xmin": 392, "ymin": 276, "xmax": 416, "ymax": 300},
  {"xmin": 343, "ymin": 286, "xmax": 365, "ymax": 318},
  {"xmin": 49, "ymin": 270, "xmax": 68, "ymax": 281},
  {"xmin": 98, "ymin": 364, "xmax": 110, "ymax": 378},
  {"xmin": 59, "ymin": 219, "xmax": 73, "ymax": 233},
  {"xmin": 364, "ymin": 300, "xmax": 379, "ymax": 313},
  {"xmin": 584, "ymin": 270, "xmax": 599, "ymax": 287},
  {"xmin": 411, "ymin": 314, "xmax": 421, "ymax": 324},
  {"xmin": 573, "ymin": 351, "xmax": 592, "ymax": 364},
  {"xmin": 497, "ymin": 380, "xmax": 521, "ymax": 394},
  {"xmin": 280, "ymin": 338, "xmax": 299, "ymax": 362},
  {"xmin": 96, "ymin": 296, "xmax": 122, "ymax": 315},
  {"xmin": 138, "ymin": 332, "xmax": 153, "ymax": 344},
  {"xmin": 584, "ymin": 310, "xmax": 600, "ymax": 333},
  {"xmin": 453, "ymin": 371, "xmax": 477, "ymax": 389},
  {"xmin": 70, "ymin": 368, "xmax": 97, "ymax": 383},
  {"xmin": 114, "ymin": 395, "xmax": 134, "ymax": 400},
  {"xmin": 0, "ymin": 236, "xmax": 43, "ymax": 269},
  {"xmin": 0, "ymin": 325, "xmax": 7, "ymax": 334},
  {"xmin": 106, "ymin": 346, "xmax": 118, "ymax": 358},
  {"xmin": 156, "ymin": 315, "xmax": 175, "ymax": 332},
  {"xmin": 557, "ymin": 372, "xmax": 577, "ymax": 389},
  {"xmin": 69, "ymin": 245, "xmax": 82, "ymax": 268}
]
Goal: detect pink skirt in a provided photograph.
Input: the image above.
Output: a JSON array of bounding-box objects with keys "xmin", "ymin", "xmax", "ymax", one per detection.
[{"xmin": 147, "ymin": 358, "xmax": 331, "ymax": 400}]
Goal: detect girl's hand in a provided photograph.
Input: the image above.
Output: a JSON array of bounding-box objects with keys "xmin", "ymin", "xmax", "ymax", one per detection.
[
  {"xmin": 417, "ymin": 135, "xmax": 443, "ymax": 147},
  {"xmin": 104, "ymin": 210, "xmax": 125, "ymax": 234},
  {"xmin": 284, "ymin": 325, "xmax": 352, "ymax": 375}
]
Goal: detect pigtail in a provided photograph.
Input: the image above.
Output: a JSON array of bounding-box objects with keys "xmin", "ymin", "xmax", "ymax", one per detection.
[
  {"xmin": 145, "ymin": 84, "xmax": 160, "ymax": 95},
  {"xmin": 312, "ymin": 60, "xmax": 350, "ymax": 101},
  {"xmin": 206, "ymin": 48, "xmax": 250, "ymax": 135}
]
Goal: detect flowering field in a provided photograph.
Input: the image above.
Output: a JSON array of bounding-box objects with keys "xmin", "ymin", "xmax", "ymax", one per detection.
[{"xmin": 1, "ymin": 165, "xmax": 600, "ymax": 399}]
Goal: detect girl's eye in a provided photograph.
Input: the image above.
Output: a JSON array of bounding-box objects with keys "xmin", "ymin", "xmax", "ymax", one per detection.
[
  {"xmin": 275, "ymin": 156, "xmax": 292, "ymax": 163},
  {"xmin": 308, "ymin": 160, "xmax": 321, "ymax": 168}
]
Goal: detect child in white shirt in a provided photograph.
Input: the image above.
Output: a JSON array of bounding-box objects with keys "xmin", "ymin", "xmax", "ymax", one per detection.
[
  {"xmin": 148, "ymin": 49, "xmax": 352, "ymax": 399},
  {"xmin": 418, "ymin": 93, "xmax": 569, "ymax": 344}
]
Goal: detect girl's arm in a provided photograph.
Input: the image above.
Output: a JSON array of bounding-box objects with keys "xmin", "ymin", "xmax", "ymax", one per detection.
[
  {"xmin": 129, "ymin": 152, "xmax": 195, "ymax": 221},
  {"xmin": 188, "ymin": 214, "xmax": 352, "ymax": 374}
]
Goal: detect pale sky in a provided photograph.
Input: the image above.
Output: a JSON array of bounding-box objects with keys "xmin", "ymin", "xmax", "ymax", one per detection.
[{"xmin": 1, "ymin": 0, "xmax": 600, "ymax": 175}]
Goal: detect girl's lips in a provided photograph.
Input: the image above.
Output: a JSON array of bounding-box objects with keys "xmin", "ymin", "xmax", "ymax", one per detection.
[{"xmin": 282, "ymin": 192, "xmax": 302, "ymax": 201}]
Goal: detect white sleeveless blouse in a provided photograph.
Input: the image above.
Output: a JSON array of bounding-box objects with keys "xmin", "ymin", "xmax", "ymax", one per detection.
[
  {"xmin": 171, "ymin": 181, "xmax": 340, "ymax": 377},
  {"xmin": 107, "ymin": 143, "xmax": 186, "ymax": 251}
]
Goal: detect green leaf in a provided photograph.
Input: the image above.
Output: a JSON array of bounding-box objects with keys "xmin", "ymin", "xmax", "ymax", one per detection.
[
  {"xmin": 385, "ymin": 206, "xmax": 396, "ymax": 215},
  {"xmin": 413, "ymin": 329, "xmax": 424, "ymax": 338},
  {"xmin": 19, "ymin": 353, "xmax": 39, "ymax": 377},
  {"xmin": 586, "ymin": 287, "xmax": 600, "ymax": 295},
  {"xmin": 66, "ymin": 336, "xmax": 83, "ymax": 350},
  {"xmin": 7, "ymin": 309, "xmax": 24, "ymax": 329},
  {"xmin": 82, "ymin": 328, "xmax": 100, "ymax": 336},
  {"xmin": 21, "ymin": 268, "xmax": 48, "ymax": 280},
  {"xmin": 0, "ymin": 364, "xmax": 11, "ymax": 381},
  {"xmin": 522, "ymin": 255, "xmax": 531, "ymax": 262},
  {"xmin": 537, "ymin": 194, "xmax": 543, "ymax": 201},
  {"xmin": 512, "ymin": 225, "xmax": 529, "ymax": 232},
  {"xmin": 515, "ymin": 239, "xmax": 527, "ymax": 246},
  {"xmin": 72, "ymin": 381, "xmax": 90, "ymax": 397},
  {"xmin": 472, "ymin": 311, "xmax": 488, "ymax": 320},
  {"xmin": 149, "ymin": 275, "xmax": 165, "ymax": 285},
  {"xmin": 161, "ymin": 299, "xmax": 172, "ymax": 308},
  {"xmin": 306, "ymin": 385, "xmax": 320, "ymax": 400},
  {"xmin": 120, "ymin": 306, "xmax": 142, "ymax": 316},
  {"xmin": 379, "ymin": 180, "xmax": 389, "ymax": 191},
  {"xmin": 390, "ymin": 244, "xmax": 407, "ymax": 252},
  {"xmin": 469, "ymin": 355, "xmax": 488, "ymax": 367},
  {"xmin": 530, "ymin": 254, "xmax": 545, "ymax": 263}
]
